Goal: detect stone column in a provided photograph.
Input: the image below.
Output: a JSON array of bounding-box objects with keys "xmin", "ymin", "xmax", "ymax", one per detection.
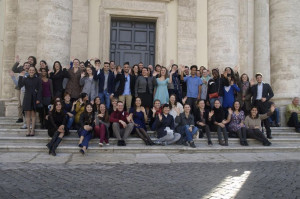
[
  {"xmin": 254, "ymin": 0, "xmax": 270, "ymax": 83},
  {"xmin": 208, "ymin": 0, "xmax": 239, "ymax": 71},
  {"xmin": 37, "ymin": 0, "xmax": 73, "ymax": 68},
  {"xmin": 270, "ymin": 0, "xmax": 300, "ymax": 106}
]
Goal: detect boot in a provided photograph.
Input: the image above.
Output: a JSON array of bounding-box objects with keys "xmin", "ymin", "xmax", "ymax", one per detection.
[
  {"xmin": 46, "ymin": 131, "xmax": 60, "ymax": 154},
  {"xmin": 51, "ymin": 137, "xmax": 62, "ymax": 156}
]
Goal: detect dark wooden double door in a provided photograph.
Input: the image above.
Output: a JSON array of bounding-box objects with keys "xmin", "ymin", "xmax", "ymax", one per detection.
[{"xmin": 110, "ymin": 20, "xmax": 156, "ymax": 67}]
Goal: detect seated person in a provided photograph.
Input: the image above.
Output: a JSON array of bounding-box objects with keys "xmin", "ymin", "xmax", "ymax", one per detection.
[
  {"xmin": 194, "ymin": 99, "xmax": 213, "ymax": 145},
  {"xmin": 286, "ymin": 97, "xmax": 300, "ymax": 133},
  {"xmin": 244, "ymin": 105, "xmax": 275, "ymax": 146},
  {"xmin": 175, "ymin": 104, "xmax": 198, "ymax": 148},
  {"xmin": 268, "ymin": 102, "xmax": 280, "ymax": 127},
  {"xmin": 153, "ymin": 104, "xmax": 181, "ymax": 145},
  {"xmin": 109, "ymin": 101, "xmax": 134, "ymax": 146},
  {"xmin": 148, "ymin": 99, "xmax": 162, "ymax": 129},
  {"xmin": 94, "ymin": 103, "xmax": 110, "ymax": 146}
]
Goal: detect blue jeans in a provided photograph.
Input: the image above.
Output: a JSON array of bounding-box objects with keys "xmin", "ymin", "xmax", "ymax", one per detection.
[
  {"xmin": 268, "ymin": 107, "xmax": 280, "ymax": 124},
  {"xmin": 183, "ymin": 125, "xmax": 198, "ymax": 142},
  {"xmin": 66, "ymin": 116, "xmax": 74, "ymax": 130},
  {"xmin": 209, "ymin": 96, "xmax": 223, "ymax": 108},
  {"xmin": 78, "ymin": 129, "xmax": 92, "ymax": 149},
  {"xmin": 99, "ymin": 90, "xmax": 111, "ymax": 109}
]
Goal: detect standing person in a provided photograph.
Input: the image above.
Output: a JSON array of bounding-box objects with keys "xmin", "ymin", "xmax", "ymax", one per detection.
[
  {"xmin": 245, "ymin": 105, "xmax": 275, "ymax": 146},
  {"xmin": 39, "ymin": 68, "xmax": 53, "ymax": 129},
  {"xmin": 194, "ymin": 99, "xmax": 213, "ymax": 145},
  {"xmin": 115, "ymin": 62, "xmax": 135, "ymax": 111},
  {"xmin": 138, "ymin": 62, "xmax": 144, "ymax": 75},
  {"xmin": 130, "ymin": 64, "xmax": 140, "ymax": 107},
  {"xmin": 39, "ymin": 60, "xmax": 49, "ymax": 72},
  {"xmin": 168, "ymin": 64, "xmax": 182, "ymax": 103},
  {"xmin": 129, "ymin": 97, "xmax": 154, "ymax": 145},
  {"xmin": 227, "ymin": 101, "xmax": 248, "ymax": 146},
  {"xmin": 109, "ymin": 101, "xmax": 134, "ymax": 146},
  {"xmin": 78, "ymin": 103, "xmax": 95, "ymax": 155},
  {"xmin": 152, "ymin": 64, "xmax": 161, "ymax": 78},
  {"xmin": 94, "ymin": 103, "xmax": 110, "ymax": 146},
  {"xmin": 94, "ymin": 62, "xmax": 115, "ymax": 109},
  {"xmin": 236, "ymin": 73, "xmax": 253, "ymax": 115},
  {"xmin": 250, "ymin": 73, "xmax": 274, "ymax": 139},
  {"xmin": 80, "ymin": 66, "xmax": 98, "ymax": 102},
  {"xmin": 175, "ymin": 104, "xmax": 198, "ymax": 148},
  {"xmin": 18, "ymin": 66, "xmax": 42, "ymax": 136},
  {"xmin": 46, "ymin": 101, "xmax": 67, "ymax": 156},
  {"xmin": 180, "ymin": 65, "xmax": 202, "ymax": 110},
  {"xmin": 109, "ymin": 60, "xmax": 115, "ymax": 72},
  {"xmin": 286, "ymin": 97, "xmax": 300, "ymax": 132},
  {"xmin": 154, "ymin": 67, "xmax": 173, "ymax": 105},
  {"xmin": 222, "ymin": 75, "xmax": 240, "ymax": 109},
  {"xmin": 169, "ymin": 94, "xmax": 184, "ymax": 127},
  {"xmin": 200, "ymin": 69, "xmax": 211, "ymax": 101},
  {"xmin": 135, "ymin": 67, "xmax": 156, "ymax": 112},
  {"xmin": 207, "ymin": 68, "xmax": 229, "ymax": 108},
  {"xmin": 180, "ymin": 66, "xmax": 190, "ymax": 98},
  {"xmin": 152, "ymin": 104, "xmax": 181, "ymax": 145},
  {"xmin": 49, "ymin": 61, "xmax": 69, "ymax": 98},
  {"xmin": 65, "ymin": 59, "xmax": 82, "ymax": 101},
  {"xmin": 10, "ymin": 61, "xmax": 30, "ymax": 126},
  {"xmin": 12, "ymin": 55, "xmax": 37, "ymax": 73},
  {"xmin": 211, "ymin": 100, "xmax": 229, "ymax": 146}
]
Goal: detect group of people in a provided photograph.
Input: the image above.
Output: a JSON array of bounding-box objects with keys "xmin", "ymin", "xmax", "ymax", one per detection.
[{"xmin": 10, "ymin": 55, "xmax": 300, "ymax": 156}]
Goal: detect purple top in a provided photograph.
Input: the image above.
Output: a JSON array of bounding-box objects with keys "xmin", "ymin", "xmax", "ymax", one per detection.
[
  {"xmin": 42, "ymin": 80, "xmax": 51, "ymax": 97},
  {"xmin": 228, "ymin": 111, "xmax": 246, "ymax": 132}
]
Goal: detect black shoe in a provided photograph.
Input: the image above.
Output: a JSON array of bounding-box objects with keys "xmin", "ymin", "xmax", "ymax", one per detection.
[
  {"xmin": 182, "ymin": 141, "xmax": 188, "ymax": 146},
  {"xmin": 122, "ymin": 140, "xmax": 126, "ymax": 146},
  {"xmin": 117, "ymin": 140, "xmax": 122, "ymax": 146},
  {"xmin": 267, "ymin": 135, "xmax": 273, "ymax": 139},
  {"xmin": 244, "ymin": 141, "xmax": 249, "ymax": 146},
  {"xmin": 208, "ymin": 140, "xmax": 213, "ymax": 146},
  {"xmin": 189, "ymin": 141, "xmax": 196, "ymax": 148},
  {"xmin": 240, "ymin": 141, "xmax": 245, "ymax": 146},
  {"xmin": 275, "ymin": 123, "xmax": 280, "ymax": 127},
  {"xmin": 219, "ymin": 141, "xmax": 225, "ymax": 146},
  {"xmin": 199, "ymin": 132, "xmax": 204, "ymax": 138},
  {"xmin": 79, "ymin": 149, "xmax": 85, "ymax": 155},
  {"xmin": 16, "ymin": 118, "xmax": 23, "ymax": 123},
  {"xmin": 296, "ymin": 129, "xmax": 300, "ymax": 133},
  {"xmin": 224, "ymin": 140, "xmax": 229, "ymax": 146}
]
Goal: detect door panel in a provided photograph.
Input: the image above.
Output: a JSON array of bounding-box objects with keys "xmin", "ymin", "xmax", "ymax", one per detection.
[{"xmin": 110, "ymin": 20, "xmax": 156, "ymax": 67}]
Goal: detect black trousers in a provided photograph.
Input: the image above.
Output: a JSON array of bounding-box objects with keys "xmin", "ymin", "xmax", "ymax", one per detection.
[
  {"xmin": 246, "ymin": 128, "xmax": 269, "ymax": 144},
  {"xmin": 196, "ymin": 124, "xmax": 212, "ymax": 141},
  {"xmin": 287, "ymin": 112, "xmax": 300, "ymax": 130},
  {"xmin": 186, "ymin": 97, "xmax": 197, "ymax": 111},
  {"xmin": 254, "ymin": 100, "xmax": 272, "ymax": 137}
]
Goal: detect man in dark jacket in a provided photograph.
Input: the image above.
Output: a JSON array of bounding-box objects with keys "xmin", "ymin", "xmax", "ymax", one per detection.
[
  {"xmin": 114, "ymin": 62, "xmax": 135, "ymax": 111},
  {"xmin": 251, "ymin": 73, "xmax": 274, "ymax": 138},
  {"xmin": 93, "ymin": 62, "xmax": 115, "ymax": 108}
]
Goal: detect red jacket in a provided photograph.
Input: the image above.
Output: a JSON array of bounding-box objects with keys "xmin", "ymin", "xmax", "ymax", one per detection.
[{"xmin": 109, "ymin": 110, "xmax": 129, "ymax": 128}]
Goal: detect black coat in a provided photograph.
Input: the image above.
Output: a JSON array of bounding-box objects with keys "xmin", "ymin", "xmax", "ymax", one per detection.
[
  {"xmin": 207, "ymin": 77, "xmax": 229, "ymax": 100},
  {"xmin": 194, "ymin": 108, "xmax": 210, "ymax": 125},
  {"xmin": 18, "ymin": 75, "xmax": 42, "ymax": 111},
  {"xmin": 250, "ymin": 83, "xmax": 274, "ymax": 105},
  {"xmin": 114, "ymin": 73, "xmax": 135, "ymax": 97},
  {"xmin": 49, "ymin": 69, "xmax": 69, "ymax": 97},
  {"xmin": 153, "ymin": 114, "xmax": 175, "ymax": 138},
  {"xmin": 47, "ymin": 111, "xmax": 67, "ymax": 137}
]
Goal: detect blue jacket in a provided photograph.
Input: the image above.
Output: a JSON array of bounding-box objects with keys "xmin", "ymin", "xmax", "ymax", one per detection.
[{"xmin": 93, "ymin": 69, "xmax": 115, "ymax": 94}]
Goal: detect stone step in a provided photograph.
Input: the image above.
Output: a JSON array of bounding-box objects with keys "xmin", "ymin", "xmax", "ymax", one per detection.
[
  {"xmin": 0, "ymin": 129, "xmax": 299, "ymax": 139},
  {"xmin": 0, "ymin": 136, "xmax": 299, "ymax": 145},
  {"xmin": 0, "ymin": 142, "xmax": 299, "ymax": 153}
]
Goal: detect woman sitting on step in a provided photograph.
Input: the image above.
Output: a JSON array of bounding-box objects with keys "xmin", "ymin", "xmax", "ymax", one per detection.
[
  {"xmin": 129, "ymin": 97, "xmax": 154, "ymax": 146},
  {"xmin": 94, "ymin": 103, "xmax": 110, "ymax": 147},
  {"xmin": 244, "ymin": 105, "xmax": 275, "ymax": 146},
  {"xmin": 175, "ymin": 103, "xmax": 198, "ymax": 148},
  {"xmin": 46, "ymin": 100, "xmax": 67, "ymax": 156},
  {"xmin": 227, "ymin": 101, "xmax": 248, "ymax": 146},
  {"xmin": 78, "ymin": 103, "xmax": 95, "ymax": 155}
]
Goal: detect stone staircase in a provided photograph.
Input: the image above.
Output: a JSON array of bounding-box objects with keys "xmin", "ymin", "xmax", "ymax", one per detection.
[{"xmin": 0, "ymin": 117, "xmax": 299, "ymax": 154}]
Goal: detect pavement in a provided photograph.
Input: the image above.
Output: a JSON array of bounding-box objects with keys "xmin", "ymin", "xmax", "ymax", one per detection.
[{"xmin": 0, "ymin": 152, "xmax": 300, "ymax": 199}]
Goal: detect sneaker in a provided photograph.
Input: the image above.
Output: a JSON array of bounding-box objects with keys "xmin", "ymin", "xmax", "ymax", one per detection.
[
  {"xmin": 99, "ymin": 143, "xmax": 103, "ymax": 147},
  {"xmin": 16, "ymin": 118, "xmax": 23, "ymax": 123},
  {"xmin": 20, "ymin": 124, "xmax": 27, "ymax": 129},
  {"xmin": 161, "ymin": 141, "xmax": 167, "ymax": 146},
  {"xmin": 105, "ymin": 143, "xmax": 110, "ymax": 146},
  {"xmin": 189, "ymin": 141, "xmax": 196, "ymax": 148}
]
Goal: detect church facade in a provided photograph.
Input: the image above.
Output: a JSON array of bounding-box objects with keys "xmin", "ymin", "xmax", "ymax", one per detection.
[{"xmin": 0, "ymin": 0, "xmax": 299, "ymax": 107}]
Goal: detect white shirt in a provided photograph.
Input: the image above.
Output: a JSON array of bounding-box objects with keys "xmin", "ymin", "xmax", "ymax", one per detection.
[{"xmin": 256, "ymin": 83, "xmax": 263, "ymax": 100}]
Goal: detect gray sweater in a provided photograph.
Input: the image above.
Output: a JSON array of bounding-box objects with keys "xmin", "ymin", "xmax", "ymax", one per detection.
[
  {"xmin": 80, "ymin": 76, "xmax": 98, "ymax": 101},
  {"xmin": 135, "ymin": 76, "xmax": 156, "ymax": 96}
]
